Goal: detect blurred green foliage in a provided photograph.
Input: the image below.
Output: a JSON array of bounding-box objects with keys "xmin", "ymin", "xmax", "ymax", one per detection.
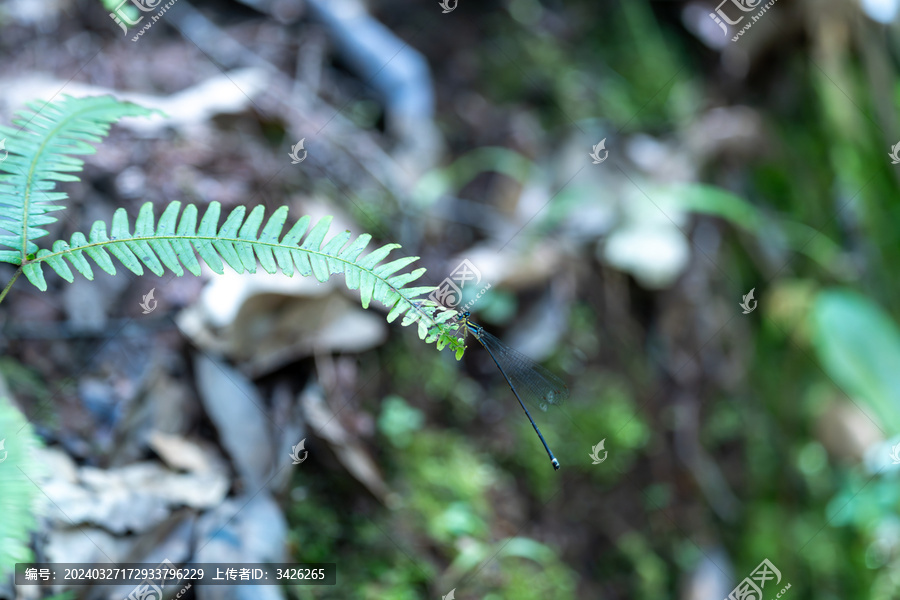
[
  {"xmin": 280, "ymin": 0, "xmax": 900, "ymax": 594},
  {"xmin": 811, "ymin": 290, "xmax": 900, "ymax": 432},
  {"xmin": 0, "ymin": 396, "xmax": 43, "ymax": 577}
]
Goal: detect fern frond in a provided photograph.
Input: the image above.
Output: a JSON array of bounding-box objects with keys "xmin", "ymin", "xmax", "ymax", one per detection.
[
  {"xmin": 0, "ymin": 95, "xmax": 161, "ymax": 264},
  {"xmin": 0, "ymin": 396, "xmax": 44, "ymax": 576},
  {"xmin": 24, "ymin": 201, "xmax": 466, "ymax": 350}
]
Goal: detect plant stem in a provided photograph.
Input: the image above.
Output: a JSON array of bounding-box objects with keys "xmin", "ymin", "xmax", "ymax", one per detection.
[{"xmin": 0, "ymin": 268, "xmax": 22, "ymax": 306}]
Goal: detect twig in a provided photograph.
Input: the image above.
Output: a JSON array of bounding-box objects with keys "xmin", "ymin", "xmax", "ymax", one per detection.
[{"xmin": 0, "ymin": 267, "xmax": 22, "ymax": 306}]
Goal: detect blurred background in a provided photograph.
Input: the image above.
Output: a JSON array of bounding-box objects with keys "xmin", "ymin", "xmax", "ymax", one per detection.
[{"xmin": 2, "ymin": 0, "xmax": 900, "ymax": 598}]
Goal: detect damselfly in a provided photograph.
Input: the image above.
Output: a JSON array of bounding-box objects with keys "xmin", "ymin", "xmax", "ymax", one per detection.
[{"xmin": 457, "ymin": 311, "xmax": 568, "ymax": 470}]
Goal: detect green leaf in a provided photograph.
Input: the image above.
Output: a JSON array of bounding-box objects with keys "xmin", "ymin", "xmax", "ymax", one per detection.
[
  {"xmin": 670, "ymin": 183, "xmax": 764, "ymax": 233},
  {"xmin": 0, "ymin": 395, "xmax": 44, "ymax": 577},
  {"xmin": 412, "ymin": 147, "xmax": 535, "ymax": 208},
  {"xmin": 0, "ymin": 95, "xmax": 160, "ymax": 264},
  {"xmin": 0, "ymin": 95, "xmax": 456, "ymax": 351},
  {"xmin": 23, "ymin": 201, "xmax": 458, "ymax": 351},
  {"xmin": 810, "ymin": 289, "xmax": 900, "ymax": 432}
]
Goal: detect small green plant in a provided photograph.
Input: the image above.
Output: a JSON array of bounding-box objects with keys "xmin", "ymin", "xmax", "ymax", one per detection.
[
  {"xmin": 0, "ymin": 395, "xmax": 44, "ymax": 577},
  {"xmin": 0, "ymin": 95, "xmax": 464, "ymax": 353}
]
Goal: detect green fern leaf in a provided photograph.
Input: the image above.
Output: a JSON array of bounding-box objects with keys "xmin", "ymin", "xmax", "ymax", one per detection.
[
  {"xmin": 24, "ymin": 201, "xmax": 465, "ymax": 350},
  {"xmin": 0, "ymin": 96, "xmax": 161, "ymax": 263},
  {"xmin": 0, "ymin": 396, "xmax": 44, "ymax": 576},
  {"xmin": 0, "ymin": 95, "xmax": 466, "ymax": 354}
]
